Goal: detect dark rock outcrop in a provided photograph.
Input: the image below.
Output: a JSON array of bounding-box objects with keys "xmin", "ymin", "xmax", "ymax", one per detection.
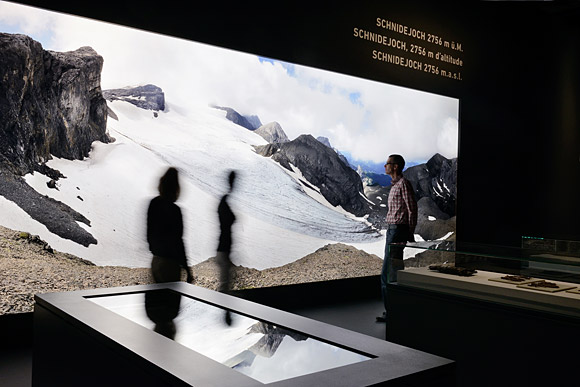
[
  {"xmin": 317, "ymin": 136, "xmax": 351, "ymax": 168},
  {"xmin": 0, "ymin": 170, "xmax": 97, "ymax": 247},
  {"xmin": 417, "ymin": 196, "xmax": 450, "ymax": 222},
  {"xmin": 363, "ymin": 184, "xmax": 391, "ymax": 230},
  {"xmin": 0, "ymin": 33, "xmax": 110, "ymax": 175},
  {"xmin": 212, "ymin": 105, "xmax": 259, "ymax": 130},
  {"xmin": 102, "ymin": 84, "xmax": 165, "ymax": 111},
  {"xmin": 253, "ymin": 121, "xmax": 289, "ymax": 143},
  {"xmin": 316, "ymin": 136, "xmax": 332, "ymax": 148},
  {"xmin": 244, "ymin": 115, "xmax": 262, "ymax": 130},
  {"xmin": 0, "ymin": 33, "xmax": 104, "ymax": 246},
  {"xmin": 364, "ymin": 154, "xmax": 457, "ymax": 221},
  {"xmin": 254, "ymin": 134, "xmax": 370, "ymax": 217},
  {"xmin": 415, "ymin": 194, "xmax": 456, "ymax": 240},
  {"xmin": 364, "ymin": 159, "xmax": 457, "ymax": 239},
  {"xmin": 404, "ymin": 153, "xmax": 457, "ymax": 217}
]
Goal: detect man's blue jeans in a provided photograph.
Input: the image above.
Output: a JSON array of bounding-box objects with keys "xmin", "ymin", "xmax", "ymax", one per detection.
[{"xmin": 381, "ymin": 224, "xmax": 409, "ymax": 311}]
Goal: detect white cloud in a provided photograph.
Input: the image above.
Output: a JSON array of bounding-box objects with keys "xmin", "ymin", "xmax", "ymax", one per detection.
[
  {"xmin": 0, "ymin": 1, "xmax": 459, "ymax": 164},
  {"xmin": 0, "ymin": 1, "xmax": 56, "ymax": 36},
  {"xmin": 437, "ymin": 117, "xmax": 460, "ymax": 159}
]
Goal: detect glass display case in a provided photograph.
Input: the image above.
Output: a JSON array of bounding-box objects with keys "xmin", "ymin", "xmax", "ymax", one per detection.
[
  {"xmin": 388, "ymin": 237, "xmax": 580, "ymax": 318},
  {"xmin": 384, "ymin": 237, "xmax": 580, "ymax": 387}
]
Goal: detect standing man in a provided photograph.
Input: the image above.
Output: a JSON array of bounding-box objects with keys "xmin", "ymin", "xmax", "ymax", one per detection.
[{"xmin": 377, "ymin": 154, "xmax": 417, "ymax": 322}]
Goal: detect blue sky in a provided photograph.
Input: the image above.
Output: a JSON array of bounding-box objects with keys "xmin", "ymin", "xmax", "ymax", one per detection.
[{"xmin": 258, "ymin": 56, "xmax": 296, "ymax": 77}]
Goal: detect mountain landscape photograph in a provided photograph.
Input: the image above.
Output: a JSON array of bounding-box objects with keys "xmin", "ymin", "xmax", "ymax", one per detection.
[{"xmin": 0, "ymin": 1, "xmax": 459, "ymax": 314}]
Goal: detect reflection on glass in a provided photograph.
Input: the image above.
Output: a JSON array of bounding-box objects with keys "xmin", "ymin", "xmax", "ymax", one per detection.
[
  {"xmin": 144, "ymin": 289, "xmax": 181, "ymax": 339},
  {"xmin": 87, "ymin": 291, "xmax": 371, "ymax": 383},
  {"xmin": 404, "ymin": 240, "xmax": 580, "ymax": 265}
]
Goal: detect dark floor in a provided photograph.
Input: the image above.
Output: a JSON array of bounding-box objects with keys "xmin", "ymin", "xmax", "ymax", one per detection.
[
  {"xmin": 0, "ymin": 296, "xmax": 386, "ymax": 387},
  {"xmin": 0, "ymin": 311, "xmax": 33, "ymax": 387},
  {"xmin": 0, "ymin": 344, "xmax": 33, "ymax": 387},
  {"xmin": 288, "ymin": 297, "xmax": 386, "ymax": 340}
]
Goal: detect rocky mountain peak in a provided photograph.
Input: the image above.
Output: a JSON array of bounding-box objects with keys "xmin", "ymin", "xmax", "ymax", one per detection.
[
  {"xmin": 244, "ymin": 115, "xmax": 262, "ymax": 130},
  {"xmin": 317, "ymin": 136, "xmax": 332, "ymax": 148},
  {"xmin": 254, "ymin": 134, "xmax": 370, "ymax": 217},
  {"xmin": 212, "ymin": 105, "xmax": 259, "ymax": 130},
  {"xmin": 254, "ymin": 121, "xmax": 289, "ymax": 143},
  {"xmin": 0, "ymin": 33, "xmax": 110, "ymax": 247},
  {"xmin": 425, "ymin": 153, "xmax": 449, "ymax": 174},
  {"xmin": 102, "ymin": 84, "xmax": 165, "ymax": 111},
  {"xmin": 0, "ymin": 32, "xmax": 110, "ymax": 175},
  {"xmin": 404, "ymin": 153, "xmax": 457, "ymax": 217}
]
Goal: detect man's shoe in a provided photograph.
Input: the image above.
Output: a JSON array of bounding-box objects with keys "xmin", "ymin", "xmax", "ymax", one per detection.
[{"xmin": 376, "ymin": 312, "xmax": 386, "ymax": 322}]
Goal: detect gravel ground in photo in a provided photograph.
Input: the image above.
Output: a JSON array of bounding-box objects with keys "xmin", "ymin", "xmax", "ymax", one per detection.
[{"xmin": 0, "ymin": 225, "xmax": 383, "ymax": 314}]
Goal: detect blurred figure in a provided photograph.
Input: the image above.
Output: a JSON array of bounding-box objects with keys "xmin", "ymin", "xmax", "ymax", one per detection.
[
  {"xmin": 147, "ymin": 167, "xmax": 194, "ymax": 283},
  {"xmin": 217, "ymin": 170, "xmax": 237, "ymax": 325},
  {"xmin": 145, "ymin": 166, "xmax": 194, "ymax": 338}
]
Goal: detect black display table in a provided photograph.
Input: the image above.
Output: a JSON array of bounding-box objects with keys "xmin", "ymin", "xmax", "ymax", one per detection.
[{"xmin": 33, "ymin": 282, "xmax": 454, "ymax": 386}]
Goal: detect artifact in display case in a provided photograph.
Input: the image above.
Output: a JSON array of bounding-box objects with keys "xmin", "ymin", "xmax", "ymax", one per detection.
[
  {"xmin": 392, "ymin": 239, "xmax": 580, "ymax": 318},
  {"xmin": 488, "ymin": 274, "xmax": 541, "ymax": 285},
  {"xmin": 394, "ymin": 238, "xmax": 580, "ymax": 285},
  {"xmin": 516, "ymin": 280, "xmax": 576, "ymax": 293},
  {"xmin": 428, "ymin": 264, "xmax": 476, "ymax": 277}
]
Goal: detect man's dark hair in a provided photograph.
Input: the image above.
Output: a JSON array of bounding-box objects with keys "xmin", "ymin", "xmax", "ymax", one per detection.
[{"xmin": 389, "ymin": 154, "xmax": 406, "ymax": 170}]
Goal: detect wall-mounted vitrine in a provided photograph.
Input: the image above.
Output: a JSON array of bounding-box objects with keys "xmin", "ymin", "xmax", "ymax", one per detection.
[{"xmin": 388, "ymin": 238, "xmax": 580, "ymax": 318}]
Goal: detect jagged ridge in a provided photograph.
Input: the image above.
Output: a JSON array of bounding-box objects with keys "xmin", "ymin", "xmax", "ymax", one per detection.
[
  {"xmin": 102, "ymin": 84, "xmax": 165, "ymax": 111},
  {"xmin": 254, "ymin": 134, "xmax": 371, "ymax": 217}
]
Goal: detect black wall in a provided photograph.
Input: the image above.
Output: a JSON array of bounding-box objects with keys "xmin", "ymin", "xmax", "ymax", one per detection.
[
  {"xmin": 12, "ymin": 1, "xmax": 580, "ymax": 246},
  {"xmin": 456, "ymin": 1, "xmax": 580, "ymax": 245}
]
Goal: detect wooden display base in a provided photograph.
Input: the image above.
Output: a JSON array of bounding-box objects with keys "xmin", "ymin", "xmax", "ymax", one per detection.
[
  {"xmin": 565, "ymin": 287, "xmax": 580, "ymax": 295},
  {"xmin": 516, "ymin": 281, "xmax": 576, "ymax": 293},
  {"xmin": 488, "ymin": 276, "xmax": 542, "ymax": 285}
]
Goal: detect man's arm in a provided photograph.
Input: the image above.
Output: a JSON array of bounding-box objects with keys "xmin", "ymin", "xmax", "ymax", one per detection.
[{"xmin": 402, "ymin": 180, "xmax": 418, "ymax": 241}]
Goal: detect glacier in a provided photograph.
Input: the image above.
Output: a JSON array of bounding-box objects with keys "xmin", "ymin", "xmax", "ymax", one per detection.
[{"xmin": 2, "ymin": 100, "xmax": 385, "ymax": 270}]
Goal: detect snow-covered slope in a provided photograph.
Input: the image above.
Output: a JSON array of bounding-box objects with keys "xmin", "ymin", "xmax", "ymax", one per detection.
[{"xmin": 2, "ymin": 100, "xmax": 385, "ymax": 269}]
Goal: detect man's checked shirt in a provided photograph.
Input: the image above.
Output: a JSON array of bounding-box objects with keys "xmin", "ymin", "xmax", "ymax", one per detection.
[{"xmin": 386, "ymin": 175, "xmax": 418, "ymax": 230}]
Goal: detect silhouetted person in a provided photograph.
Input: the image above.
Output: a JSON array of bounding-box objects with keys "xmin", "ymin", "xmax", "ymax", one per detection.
[
  {"xmin": 145, "ymin": 167, "xmax": 193, "ymax": 338},
  {"xmin": 217, "ymin": 170, "xmax": 237, "ymax": 325}
]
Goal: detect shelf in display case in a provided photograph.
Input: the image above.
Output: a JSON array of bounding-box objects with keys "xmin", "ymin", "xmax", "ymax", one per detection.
[
  {"xmin": 488, "ymin": 275, "xmax": 542, "ymax": 285},
  {"xmin": 515, "ymin": 280, "xmax": 576, "ymax": 293},
  {"xmin": 397, "ymin": 266, "xmax": 580, "ymax": 318},
  {"xmin": 392, "ymin": 238, "xmax": 580, "ymax": 285}
]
